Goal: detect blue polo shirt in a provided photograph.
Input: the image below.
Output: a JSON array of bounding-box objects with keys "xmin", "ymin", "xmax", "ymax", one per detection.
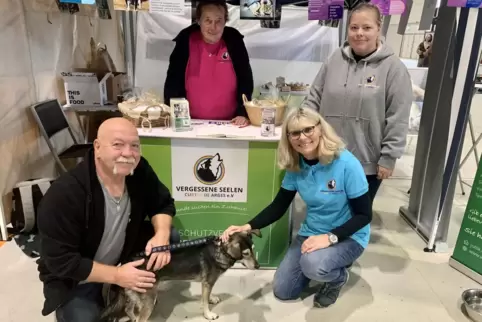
[{"xmin": 282, "ymin": 149, "xmax": 370, "ymax": 248}]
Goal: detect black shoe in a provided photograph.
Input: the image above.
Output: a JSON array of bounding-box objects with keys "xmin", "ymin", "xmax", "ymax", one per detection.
[{"xmin": 313, "ymin": 268, "xmax": 349, "ymax": 308}]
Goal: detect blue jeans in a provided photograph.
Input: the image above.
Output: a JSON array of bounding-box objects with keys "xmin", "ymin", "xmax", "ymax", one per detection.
[
  {"xmin": 56, "ymin": 226, "xmax": 180, "ymax": 322},
  {"xmin": 273, "ymin": 235, "xmax": 364, "ymax": 300}
]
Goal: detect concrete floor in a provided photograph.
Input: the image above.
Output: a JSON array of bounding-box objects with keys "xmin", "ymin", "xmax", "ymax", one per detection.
[
  {"xmin": 0, "ymin": 91, "xmax": 481, "ymax": 322},
  {"xmin": 0, "ymin": 180, "xmax": 480, "ymax": 322}
]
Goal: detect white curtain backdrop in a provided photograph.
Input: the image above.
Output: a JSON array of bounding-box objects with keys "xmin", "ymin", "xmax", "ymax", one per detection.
[
  {"xmin": 134, "ymin": 4, "xmax": 340, "ymax": 96},
  {"xmin": 0, "ymin": 0, "xmax": 124, "ymax": 216}
]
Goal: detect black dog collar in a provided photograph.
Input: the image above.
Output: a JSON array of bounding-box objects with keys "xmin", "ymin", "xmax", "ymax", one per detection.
[{"xmin": 134, "ymin": 235, "xmax": 217, "ymax": 257}]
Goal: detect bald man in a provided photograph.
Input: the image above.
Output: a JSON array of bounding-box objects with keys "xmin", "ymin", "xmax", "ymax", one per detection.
[{"xmin": 36, "ymin": 118, "xmax": 180, "ymax": 322}]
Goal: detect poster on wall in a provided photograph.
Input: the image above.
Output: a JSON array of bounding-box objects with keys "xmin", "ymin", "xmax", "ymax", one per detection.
[
  {"xmin": 260, "ymin": 2, "xmax": 282, "ymax": 28},
  {"xmin": 447, "ymin": 0, "xmax": 482, "ymax": 7},
  {"xmin": 59, "ymin": 0, "xmax": 95, "ymax": 4},
  {"xmin": 55, "ymin": 0, "xmax": 79, "ymax": 14},
  {"xmin": 240, "ymin": 0, "xmax": 279, "ymax": 19},
  {"xmin": 150, "ymin": 0, "xmax": 184, "ymax": 14},
  {"xmin": 113, "ymin": 0, "xmax": 149, "ymax": 11},
  {"xmin": 96, "ymin": 0, "xmax": 112, "ymax": 19},
  {"xmin": 171, "ymin": 139, "xmax": 249, "ymax": 203},
  {"xmin": 371, "ymin": 0, "xmax": 407, "ymax": 15},
  {"xmin": 308, "ymin": 0, "xmax": 344, "ymax": 21}
]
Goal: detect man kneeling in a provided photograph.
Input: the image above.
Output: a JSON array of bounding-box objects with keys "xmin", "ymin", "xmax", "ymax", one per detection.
[{"xmin": 36, "ymin": 117, "xmax": 180, "ymax": 322}]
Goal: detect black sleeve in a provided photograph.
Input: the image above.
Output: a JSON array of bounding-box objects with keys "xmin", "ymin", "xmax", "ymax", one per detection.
[
  {"xmin": 37, "ymin": 180, "xmax": 93, "ymax": 281},
  {"xmin": 248, "ymin": 188, "xmax": 296, "ymax": 230},
  {"xmin": 164, "ymin": 40, "xmax": 189, "ymax": 105},
  {"xmin": 330, "ymin": 191, "xmax": 372, "ymax": 240},
  {"xmin": 142, "ymin": 158, "xmax": 176, "ymax": 218},
  {"xmin": 234, "ymin": 38, "xmax": 253, "ymax": 118}
]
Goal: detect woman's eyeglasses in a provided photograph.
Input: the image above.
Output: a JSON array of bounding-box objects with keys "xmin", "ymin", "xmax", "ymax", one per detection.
[{"xmin": 287, "ymin": 122, "xmax": 320, "ymax": 139}]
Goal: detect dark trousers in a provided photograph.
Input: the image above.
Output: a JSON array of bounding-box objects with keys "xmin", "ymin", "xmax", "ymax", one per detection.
[
  {"xmin": 55, "ymin": 223, "xmax": 180, "ymax": 322},
  {"xmin": 366, "ymin": 175, "xmax": 382, "ymax": 205}
]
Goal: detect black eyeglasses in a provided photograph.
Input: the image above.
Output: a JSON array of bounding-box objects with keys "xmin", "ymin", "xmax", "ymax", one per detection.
[{"xmin": 287, "ymin": 122, "xmax": 320, "ymax": 139}]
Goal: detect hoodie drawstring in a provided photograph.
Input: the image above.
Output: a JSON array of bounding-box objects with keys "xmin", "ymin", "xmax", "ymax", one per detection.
[{"xmin": 356, "ymin": 61, "xmax": 368, "ymax": 121}]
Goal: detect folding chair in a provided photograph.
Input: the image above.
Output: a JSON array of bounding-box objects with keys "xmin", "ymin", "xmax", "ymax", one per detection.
[{"xmin": 30, "ymin": 99, "xmax": 92, "ymax": 173}]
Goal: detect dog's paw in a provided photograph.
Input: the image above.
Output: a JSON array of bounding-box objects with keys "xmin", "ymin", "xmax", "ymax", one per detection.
[
  {"xmin": 209, "ymin": 295, "xmax": 221, "ymax": 304},
  {"xmin": 204, "ymin": 311, "xmax": 219, "ymax": 320}
]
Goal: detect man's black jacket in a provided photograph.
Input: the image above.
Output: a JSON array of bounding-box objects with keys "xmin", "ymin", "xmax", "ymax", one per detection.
[
  {"xmin": 36, "ymin": 148, "xmax": 176, "ymax": 316},
  {"xmin": 163, "ymin": 23, "xmax": 254, "ymax": 118}
]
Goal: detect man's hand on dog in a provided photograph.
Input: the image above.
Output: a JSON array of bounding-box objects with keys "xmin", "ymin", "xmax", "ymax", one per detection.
[
  {"xmin": 145, "ymin": 232, "xmax": 171, "ymax": 271},
  {"xmin": 115, "ymin": 259, "xmax": 156, "ymax": 293}
]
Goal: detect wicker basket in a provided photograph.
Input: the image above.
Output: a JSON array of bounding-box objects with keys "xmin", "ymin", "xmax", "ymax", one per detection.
[
  {"xmin": 242, "ymin": 94, "xmax": 288, "ymax": 126},
  {"xmin": 118, "ymin": 101, "xmax": 170, "ymax": 131}
]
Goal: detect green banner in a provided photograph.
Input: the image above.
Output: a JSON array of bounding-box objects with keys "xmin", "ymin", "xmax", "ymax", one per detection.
[
  {"xmin": 451, "ymin": 156, "xmax": 482, "ymax": 275},
  {"xmin": 140, "ymin": 137, "xmax": 290, "ymax": 268}
]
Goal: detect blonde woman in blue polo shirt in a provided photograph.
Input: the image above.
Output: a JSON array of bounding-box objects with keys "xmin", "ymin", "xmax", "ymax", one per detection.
[{"xmin": 221, "ymin": 107, "xmax": 372, "ymax": 308}]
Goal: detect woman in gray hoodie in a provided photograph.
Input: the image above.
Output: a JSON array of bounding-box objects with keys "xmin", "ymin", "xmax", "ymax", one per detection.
[{"xmin": 303, "ymin": 3, "xmax": 413, "ymax": 203}]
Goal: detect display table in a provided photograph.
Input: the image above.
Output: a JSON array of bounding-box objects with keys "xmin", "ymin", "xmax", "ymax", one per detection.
[{"xmin": 139, "ymin": 120, "xmax": 290, "ymax": 269}]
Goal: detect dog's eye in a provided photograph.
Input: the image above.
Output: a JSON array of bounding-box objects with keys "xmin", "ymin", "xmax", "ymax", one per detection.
[{"xmin": 242, "ymin": 249, "xmax": 250, "ymax": 256}]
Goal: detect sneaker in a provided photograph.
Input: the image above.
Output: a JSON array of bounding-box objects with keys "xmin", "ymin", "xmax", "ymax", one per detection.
[{"xmin": 313, "ymin": 268, "xmax": 349, "ymax": 308}]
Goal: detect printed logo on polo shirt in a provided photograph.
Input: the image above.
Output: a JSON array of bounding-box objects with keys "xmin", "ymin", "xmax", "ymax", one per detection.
[
  {"xmin": 327, "ymin": 179, "xmax": 336, "ymax": 190},
  {"xmin": 194, "ymin": 153, "xmax": 225, "ymax": 185},
  {"xmin": 366, "ymin": 75, "xmax": 375, "ymax": 83},
  {"xmin": 221, "ymin": 51, "xmax": 229, "ymax": 60}
]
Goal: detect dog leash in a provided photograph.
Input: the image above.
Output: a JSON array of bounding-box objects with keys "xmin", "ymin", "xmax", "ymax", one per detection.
[{"xmin": 134, "ymin": 235, "xmax": 218, "ymax": 257}]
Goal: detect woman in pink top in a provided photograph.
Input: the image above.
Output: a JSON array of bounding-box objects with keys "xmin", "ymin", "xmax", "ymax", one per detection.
[{"xmin": 164, "ymin": 0, "xmax": 254, "ymax": 126}]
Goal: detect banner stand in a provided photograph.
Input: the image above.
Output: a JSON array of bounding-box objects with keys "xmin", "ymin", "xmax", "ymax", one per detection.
[{"xmin": 450, "ymin": 255, "xmax": 482, "ymax": 285}]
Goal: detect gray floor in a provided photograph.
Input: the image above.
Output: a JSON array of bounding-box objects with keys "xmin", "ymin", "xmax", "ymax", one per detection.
[
  {"xmin": 1, "ymin": 96, "xmax": 481, "ymax": 321},
  {"xmin": 0, "ymin": 182, "xmax": 480, "ymax": 322}
]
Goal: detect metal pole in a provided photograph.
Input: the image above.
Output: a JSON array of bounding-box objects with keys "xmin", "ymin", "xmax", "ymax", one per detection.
[
  {"xmin": 122, "ymin": 11, "xmax": 137, "ymax": 89},
  {"xmin": 427, "ymin": 7, "xmax": 482, "ymax": 251},
  {"xmin": 339, "ymin": 9, "xmax": 349, "ymax": 47},
  {"xmin": 399, "ymin": 0, "xmax": 457, "ymax": 247},
  {"xmin": 381, "ymin": 15, "xmax": 391, "ymax": 38}
]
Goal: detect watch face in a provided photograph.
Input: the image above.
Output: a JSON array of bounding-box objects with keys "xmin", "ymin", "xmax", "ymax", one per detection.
[{"xmin": 329, "ymin": 234, "xmax": 338, "ymax": 243}]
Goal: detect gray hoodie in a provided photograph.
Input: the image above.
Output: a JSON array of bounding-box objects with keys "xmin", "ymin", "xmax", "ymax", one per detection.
[{"xmin": 303, "ymin": 41, "xmax": 413, "ymax": 176}]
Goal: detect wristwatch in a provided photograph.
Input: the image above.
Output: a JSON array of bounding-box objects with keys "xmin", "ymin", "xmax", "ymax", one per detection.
[{"xmin": 327, "ymin": 233, "xmax": 338, "ymax": 245}]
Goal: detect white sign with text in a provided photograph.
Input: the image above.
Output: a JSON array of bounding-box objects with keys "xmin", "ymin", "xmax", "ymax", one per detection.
[{"xmin": 171, "ymin": 139, "xmax": 249, "ymax": 202}]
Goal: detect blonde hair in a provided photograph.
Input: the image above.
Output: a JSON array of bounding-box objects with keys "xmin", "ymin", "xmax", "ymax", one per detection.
[
  {"xmin": 277, "ymin": 107, "xmax": 346, "ymax": 172},
  {"xmin": 349, "ymin": 3, "xmax": 382, "ymax": 27}
]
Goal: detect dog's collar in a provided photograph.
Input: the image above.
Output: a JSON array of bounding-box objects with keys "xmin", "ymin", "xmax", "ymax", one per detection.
[{"xmin": 214, "ymin": 238, "xmax": 238, "ymax": 269}]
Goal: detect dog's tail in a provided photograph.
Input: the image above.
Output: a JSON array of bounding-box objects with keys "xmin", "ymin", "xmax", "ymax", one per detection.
[{"xmin": 98, "ymin": 285, "xmax": 127, "ymax": 322}]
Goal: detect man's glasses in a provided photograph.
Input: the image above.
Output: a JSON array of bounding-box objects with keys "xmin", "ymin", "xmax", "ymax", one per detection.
[{"xmin": 287, "ymin": 122, "xmax": 320, "ymax": 140}]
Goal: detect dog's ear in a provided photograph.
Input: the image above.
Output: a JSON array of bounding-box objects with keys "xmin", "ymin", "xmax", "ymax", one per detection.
[{"xmin": 250, "ymin": 229, "xmax": 262, "ymax": 238}]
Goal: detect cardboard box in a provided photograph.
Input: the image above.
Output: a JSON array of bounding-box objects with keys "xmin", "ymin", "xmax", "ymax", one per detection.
[{"xmin": 61, "ymin": 70, "xmax": 128, "ymax": 106}]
